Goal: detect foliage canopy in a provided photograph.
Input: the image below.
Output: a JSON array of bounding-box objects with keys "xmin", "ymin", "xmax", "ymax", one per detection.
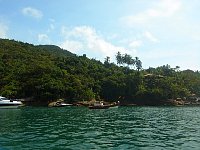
[{"xmin": 0, "ymin": 39, "xmax": 199, "ymax": 105}]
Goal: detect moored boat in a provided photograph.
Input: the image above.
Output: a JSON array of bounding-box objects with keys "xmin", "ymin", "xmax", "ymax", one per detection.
[
  {"xmin": 0, "ymin": 96, "xmax": 23, "ymax": 109},
  {"xmin": 54, "ymin": 102, "xmax": 73, "ymax": 107},
  {"xmin": 89, "ymin": 101, "xmax": 110, "ymax": 109},
  {"xmin": 89, "ymin": 105, "xmax": 110, "ymax": 109}
]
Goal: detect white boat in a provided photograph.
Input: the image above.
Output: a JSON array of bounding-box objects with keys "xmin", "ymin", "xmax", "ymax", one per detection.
[
  {"xmin": 0, "ymin": 96, "xmax": 23, "ymax": 109},
  {"xmin": 60, "ymin": 103, "xmax": 73, "ymax": 106},
  {"xmin": 55, "ymin": 103, "xmax": 73, "ymax": 107}
]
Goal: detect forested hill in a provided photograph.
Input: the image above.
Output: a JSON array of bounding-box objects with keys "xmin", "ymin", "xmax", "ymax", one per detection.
[{"xmin": 0, "ymin": 39, "xmax": 200, "ymax": 105}]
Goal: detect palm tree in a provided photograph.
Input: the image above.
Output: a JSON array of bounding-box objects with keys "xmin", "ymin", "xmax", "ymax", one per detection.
[
  {"xmin": 122, "ymin": 53, "xmax": 132, "ymax": 68},
  {"xmin": 135, "ymin": 57, "xmax": 142, "ymax": 71},
  {"xmin": 116, "ymin": 51, "xmax": 123, "ymax": 66}
]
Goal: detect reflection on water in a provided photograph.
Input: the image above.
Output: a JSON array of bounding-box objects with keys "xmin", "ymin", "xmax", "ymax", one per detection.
[{"xmin": 0, "ymin": 107, "xmax": 200, "ymax": 149}]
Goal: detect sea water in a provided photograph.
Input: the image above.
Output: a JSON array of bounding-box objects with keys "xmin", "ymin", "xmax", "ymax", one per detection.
[{"xmin": 0, "ymin": 106, "xmax": 200, "ymax": 149}]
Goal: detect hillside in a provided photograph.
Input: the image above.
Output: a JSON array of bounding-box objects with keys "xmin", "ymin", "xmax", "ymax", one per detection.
[{"xmin": 0, "ymin": 39, "xmax": 200, "ymax": 106}]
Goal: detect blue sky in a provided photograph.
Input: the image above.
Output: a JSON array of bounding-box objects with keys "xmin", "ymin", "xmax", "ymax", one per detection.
[{"xmin": 0, "ymin": 0, "xmax": 199, "ymax": 70}]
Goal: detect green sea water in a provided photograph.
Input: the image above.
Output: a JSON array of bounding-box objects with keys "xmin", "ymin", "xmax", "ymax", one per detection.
[{"xmin": 0, "ymin": 106, "xmax": 200, "ymax": 150}]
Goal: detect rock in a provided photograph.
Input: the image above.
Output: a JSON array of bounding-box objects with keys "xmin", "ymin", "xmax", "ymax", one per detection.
[{"xmin": 48, "ymin": 99, "xmax": 64, "ymax": 107}]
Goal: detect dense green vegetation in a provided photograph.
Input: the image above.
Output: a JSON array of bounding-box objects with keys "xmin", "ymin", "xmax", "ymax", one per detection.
[{"xmin": 0, "ymin": 39, "xmax": 199, "ymax": 105}]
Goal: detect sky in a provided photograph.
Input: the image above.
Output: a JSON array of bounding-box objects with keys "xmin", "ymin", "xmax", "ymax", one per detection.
[{"xmin": 0, "ymin": 0, "xmax": 199, "ymax": 70}]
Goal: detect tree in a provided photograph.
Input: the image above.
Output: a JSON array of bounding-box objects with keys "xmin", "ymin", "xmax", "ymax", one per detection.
[
  {"xmin": 135, "ymin": 57, "xmax": 142, "ymax": 71},
  {"xmin": 104, "ymin": 56, "xmax": 110, "ymax": 67},
  {"xmin": 116, "ymin": 51, "xmax": 123, "ymax": 66},
  {"xmin": 123, "ymin": 54, "xmax": 132, "ymax": 67},
  {"xmin": 1, "ymin": 39, "xmax": 199, "ymax": 106}
]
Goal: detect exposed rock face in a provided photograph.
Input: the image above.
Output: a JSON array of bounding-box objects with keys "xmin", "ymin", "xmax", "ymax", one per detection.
[{"xmin": 48, "ymin": 99, "xmax": 64, "ymax": 107}]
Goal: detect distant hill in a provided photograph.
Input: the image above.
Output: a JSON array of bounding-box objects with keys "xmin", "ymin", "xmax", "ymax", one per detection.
[
  {"xmin": 37, "ymin": 45, "xmax": 75, "ymax": 57},
  {"xmin": 0, "ymin": 39, "xmax": 199, "ymax": 106}
]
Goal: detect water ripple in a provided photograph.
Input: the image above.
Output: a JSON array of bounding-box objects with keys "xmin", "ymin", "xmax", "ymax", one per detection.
[{"xmin": 1, "ymin": 107, "xmax": 200, "ymax": 149}]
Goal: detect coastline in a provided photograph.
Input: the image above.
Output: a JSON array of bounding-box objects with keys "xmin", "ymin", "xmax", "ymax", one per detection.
[{"xmin": 19, "ymin": 96, "xmax": 200, "ymax": 107}]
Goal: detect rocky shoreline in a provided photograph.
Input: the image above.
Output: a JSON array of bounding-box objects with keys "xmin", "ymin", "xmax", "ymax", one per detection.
[{"xmin": 19, "ymin": 96, "xmax": 200, "ymax": 107}]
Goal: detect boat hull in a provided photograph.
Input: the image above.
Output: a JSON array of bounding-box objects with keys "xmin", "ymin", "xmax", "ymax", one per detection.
[
  {"xmin": 89, "ymin": 105, "xmax": 110, "ymax": 109},
  {"xmin": 0, "ymin": 97, "xmax": 23, "ymax": 109},
  {"xmin": 0, "ymin": 104, "xmax": 22, "ymax": 109}
]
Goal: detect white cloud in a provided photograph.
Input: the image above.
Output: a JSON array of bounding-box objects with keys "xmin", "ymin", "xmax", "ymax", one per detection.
[
  {"xmin": 47, "ymin": 24, "xmax": 55, "ymax": 33},
  {"xmin": 140, "ymin": 48, "xmax": 199, "ymax": 70},
  {"xmin": 60, "ymin": 40, "xmax": 83, "ymax": 53},
  {"xmin": 60, "ymin": 26, "xmax": 130, "ymax": 61},
  {"xmin": 143, "ymin": 31, "xmax": 159, "ymax": 43},
  {"xmin": 121, "ymin": 0, "xmax": 182, "ymax": 26},
  {"xmin": 38, "ymin": 34, "xmax": 50, "ymax": 44},
  {"xmin": 106, "ymin": 34, "xmax": 119, "ymax": 40},
  {"xmin": 46, "ymin": 19, "xmax": 56, "ymax": 33},
  {"xmin": 22, "ymin": 7, "xmax": 43, "ymax": 19},
  {"xmin": 0, "ymin": 22, "xmax": 8, "ymax": 38},
  {"xmin": 142, "ymin": 49, "xmax": 179, "ymax": 60},
  {"xmin": 129, "ymin": 40, "xmax": 142, "ymax": 48}
]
